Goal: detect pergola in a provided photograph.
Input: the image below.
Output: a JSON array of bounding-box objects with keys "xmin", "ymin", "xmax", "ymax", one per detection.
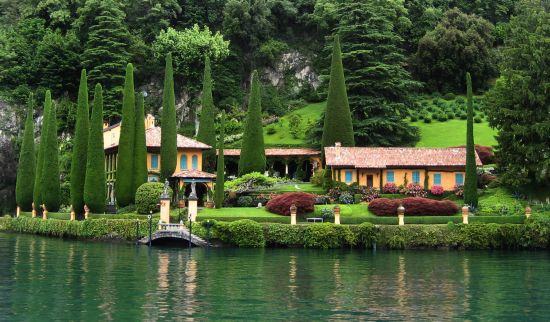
[{"xmin": 171, "ymin": 169, "xmax": 216, "ymax": 203}]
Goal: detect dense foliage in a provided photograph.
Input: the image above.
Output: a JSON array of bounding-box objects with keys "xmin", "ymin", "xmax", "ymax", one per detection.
[
  {"xmin": 132, "ymin": 93, "xmax": 148, "ymax": 194},
  {"xmin": 197, "ymin": 56, "xmax": 217, "ymax": 172},
  {"xmin": 160, "ymin": 53, "xmax": 177, "ymax": 180},
  {"xmin": 40, "ymin": 91, "xmax": 61, "ymax": 211},
  {"xmin": 368, "ymin": 197, "xmax": 459, "ymax": 216},
  {"xmin": 464, "ymin": 72, "xmax": 478, "ymax": 207},
  {"xmin": 215, "ymin": 113, "xmax": 225, "ymax": 208},
  {"xmin": 266, "ymin": 192, "xmax": 315, "ymax": 216},
  {"xmin": 15, "ymin": 95, "xmax": 35, "ymax": 211},
  {"xmin": 135, "ymin": 182, "xmax": 173, "ymax": 214}
]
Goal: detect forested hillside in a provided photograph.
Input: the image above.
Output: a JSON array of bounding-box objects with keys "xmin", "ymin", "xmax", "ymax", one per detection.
[{"xmin": 1, "ymin": 0, "xmax": 549, "ymax": 213}]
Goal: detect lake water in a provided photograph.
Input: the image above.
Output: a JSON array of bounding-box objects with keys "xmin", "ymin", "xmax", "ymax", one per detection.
[{"xmin": 1, "ymin": 232, "xmax": 549, "ymax": 321}]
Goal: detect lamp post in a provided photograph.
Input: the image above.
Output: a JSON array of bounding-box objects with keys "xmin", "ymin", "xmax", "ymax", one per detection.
[
  {"xmin": 148, "ymin": 213, "xmax": 152, "ymax": 247},
  {"xmin": 204, "ymin": 219, "xmax": 213, "ymax": 246},
  {"xmin": 188, "ymin": 212, "xmax": 193, "ymax": 250},
  {"xmin": 397, "ymin": 204, "xmax": 405, "ymax": 226}
]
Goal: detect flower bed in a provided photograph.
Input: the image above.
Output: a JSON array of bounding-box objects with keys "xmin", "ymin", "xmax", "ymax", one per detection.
[{"xmin": 368, "ymin": 197, "xmax": 459, "ymax": 216}]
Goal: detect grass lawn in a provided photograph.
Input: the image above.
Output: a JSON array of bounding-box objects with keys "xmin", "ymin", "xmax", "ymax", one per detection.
[
  {"xmin": 313, "ymin": 204, "xmax": 374, "ymax": 218},
  {"xmin": 412, "ymin": 119, "xmax": 497, "ymax": 147},
  {"xmin": 267, "ymin": 183, "xmax": 325, "ymax": 194}
]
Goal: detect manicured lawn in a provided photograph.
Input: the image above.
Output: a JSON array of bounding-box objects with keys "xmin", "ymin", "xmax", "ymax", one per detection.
[
  {"xmin": 412, "ymin": 119, "xmax": 497, "ymax": 147},
  {"xmin": 263, "ymin": 102, "xmax": 325, "ymax": 146},
  {"xmin": 267, "ymin": 183, "xmax": 325, "ymax": 193},
  {"xmin": 313, "ymin": 204, "xmax": 374, "ymax": 218}
]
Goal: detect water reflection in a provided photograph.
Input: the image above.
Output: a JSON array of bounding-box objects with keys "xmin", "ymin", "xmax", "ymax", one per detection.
[{"xmin": 2, "ymin": 233, "xmax": 550, "ymax": 321}]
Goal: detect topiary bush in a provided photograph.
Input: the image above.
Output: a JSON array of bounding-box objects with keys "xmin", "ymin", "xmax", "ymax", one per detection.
[
  {"xmin": 368, "ymin": 197, "xmax": 459, "ymax": 216},
  {"xmin": 135, "ymin": 182, "xmax": 173, "ymax": 214},
  {"xmin": 266, "ymin": 192, "xmax": 315, "ymax": 216},
  {"xmin": 228, "ymin": 219, "xmax": 265, "ymax": 247},
  {"xmin": 474, "ymin": 116, "xmax": 482, "ymax": 123},
  {"xmin": 237, "ymin": 195, "xmax": 254, "ymax": 207},
  {"xmin": 444, "ymin": 92, "xmax": 456, "ymax": 100},
  {"xmin": 423, "ymin": 117, "xmax": 432, "ymax": 123}
]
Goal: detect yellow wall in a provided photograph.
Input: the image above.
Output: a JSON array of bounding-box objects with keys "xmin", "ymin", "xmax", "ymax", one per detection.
[
  {"xmin": 357, "ymin": 170, "xmax": 382, "ymax": 188},
  {"xmin": 427, "ymin": 170, "xmax": 464, "ymax": 190},
  {"xmin": 381, "ymin": 169, "xmax": 425, "ymax": 187},
  {"xmin": 147, "ymin": 149, "xmax": 203, "ymax": 173}
]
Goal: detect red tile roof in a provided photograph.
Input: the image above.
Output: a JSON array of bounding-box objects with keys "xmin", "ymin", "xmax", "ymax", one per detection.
[
  {"xmin": 222, "ymin": 148, "xmax": 320, "ymax": 157},
  {"xmin": 171, "ymin": 169, "xmax": 216, "ymax": 179},
  {"xmin": 324, "ymin": 147, "xmax": 482, "ymax": 168}
]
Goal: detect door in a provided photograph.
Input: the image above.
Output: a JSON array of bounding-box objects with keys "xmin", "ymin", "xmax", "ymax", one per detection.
[{"xmin": 366, "ymin": 175, "xmax": 374, "ymax": 187}]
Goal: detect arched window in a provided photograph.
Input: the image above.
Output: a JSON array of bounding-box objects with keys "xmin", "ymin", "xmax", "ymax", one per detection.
[
  {"xmin": 180, "ymin": 155, "xmax": 188, "ymax": 170},
  {"xmin": 192, "ymin": 155, "xmax": 198, "ymax": 170}
]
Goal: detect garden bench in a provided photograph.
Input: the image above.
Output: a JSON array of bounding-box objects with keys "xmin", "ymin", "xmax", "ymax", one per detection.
[{"xmin": 306, "ymin": 217, "xmax": 324, "ymax": 223}]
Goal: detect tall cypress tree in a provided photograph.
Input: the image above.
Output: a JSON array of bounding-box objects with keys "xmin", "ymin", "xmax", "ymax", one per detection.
[
  {"xmin": 238, "ymin": 70, "xmax": 266, "ymax": 176},
  {"xmin": 321, "ymin": 34, "xmax": 355, "ymax": 149},
  {"xmin": 214, "ymin": 112, "xmax": 225, "ymax": 208},
  {"xmin": 16, "ymin": 94, "xmax": 36, "ymax": 211},
  {"xmin": 115, "ymin": 63, "xmax": 136, "ymax": 207},
  {"xmin": 197, "ymin": 56, "xmax": 217, "ymax": 172},
  {"xmin": 41, "ymin": 92, "xmax": 60, "ymax": 211},
  {"xmin": 464, "ymin": 72, "xmax": 478, "ymax": 207},
  {"xmin": 84, "ymin": 84, "xmax": 106, "ymax": 213},
  {"xmin": 133, "ymin": 93, "xmax": 148, "ymax": 193},
  {"xmin": 33, "ymin": 91, "xmax": 52, "ymax": 209},
  {"xmin": 161, "ymin": 53, "xmax": 177, "ymax": 180},
  {"xmin": 70, "ymin": 69, "xmax": 90, "ymax": 214}
]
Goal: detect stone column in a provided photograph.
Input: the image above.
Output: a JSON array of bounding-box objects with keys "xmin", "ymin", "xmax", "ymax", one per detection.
[
  {"xmin": 32, "ymin": 202, "xmax": 36, "ymax": 218},
  {"xmin": 290, "ymin": 204, "xmax": 297, "ymax": 225},
  {"xmin": 525, "ymin": 206, "xmax": 532, "ymax": 219},
  {"xmin": 42, "ymin": 204, "xmax": 48, "ymax": 220},
  {"xmin": 285, "ymin": 161, "xmax": 289, "ymax": 177},
  {"xmin": 333, "ymin": 205, "xmax": 341, "ymax": 225},
  {"xmin": 84, "ymin": 204, "xmax": 90, "ymax": 220},
  {"xmin": 16, "ymin": 206, "xmax": 20, "ymax": 218},
  {"xmin": 462, "ymin": 205, "xmax": 469, "ymax": 224},
  {"xmin": 160, "ymin": 197, "xmax": 171, "ymax": 224},
  {"xmin": 188, "ymin": 197, "xmax": 198, "ymax": 222},
  {"xmin": 397, "ymin": 204, "xmax": 405, "ymax": 226}
]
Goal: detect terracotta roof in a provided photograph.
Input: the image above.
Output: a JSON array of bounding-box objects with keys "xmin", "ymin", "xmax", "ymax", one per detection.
[
  {"xmin": 104, "ymin": 124, "xmax": 211, "ymax": 150},
  {"xmin": 324, "ymin": 147, "xmax": 482, "ymax": 168},
  {"xmin": 171, "ymin": 169, "xmax": 216, "ymax": 179},
  {"xmin": 222, "ymin": 148, "xmax": 320, "ymax": 157}
]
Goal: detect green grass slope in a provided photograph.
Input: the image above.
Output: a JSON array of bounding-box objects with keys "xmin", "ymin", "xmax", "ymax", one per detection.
[{"xmin": 413, "ymin": 119, "xmax": 497, "ymax": 147}]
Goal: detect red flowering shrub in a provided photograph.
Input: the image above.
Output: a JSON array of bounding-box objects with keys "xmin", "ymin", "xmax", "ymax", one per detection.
[
  {"xmin": 266, "ymin": 192, "xmax": 315, "ymax": 216},
  {"xmin": 383, "ymin": 183, "xmax": 398, "ymax": 194},
  {"xmin": 454, "ymin": 145, "xmax": 494, "ymax": 165},
  {"xmin": 453, "ymin": 184, "xmax": 464, "ymax": 197},
  {"xmin": 404, "ymin": 183, "xmax": 427, "ymax": 198},
  {"xmin": 430, "ymin": 185, "xmax": 445, "ymax": 196},
  {"xmin": 368, "ymin": 197, "xmax": 459, "ymax": 216}
]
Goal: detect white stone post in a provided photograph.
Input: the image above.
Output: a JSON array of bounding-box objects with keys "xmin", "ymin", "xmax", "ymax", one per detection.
[
  {"xmin": 16, "ymin": 206, "xmax": 20, "ymax": 218},
  {"xmin": 397, "ymin": 204, "xmax": 405, "ymax": 226},
  {"xmin": 160, "ymin": 197, "xmax": 171, "ymax": 224},
  {"xmin": 525, "ymin": 206, "xmax": 532, "ymax": 219},
  {"xmin": 333, "ymin": 205, "xmax": 341, "ymax": 224},
  {"xmin": 70, "ymin": 206, "xmax": 76, "ymax": 221},
  {"xmin": 290, "ymin": 204, "xmax": 297, "ymax": 225},
  {"xmin": 462, "ymin": 205, "xmax": 469, "ymax": 224},
  {"xmin": 188, "ymin": 198, "xmax": 198, "ymax": 222},
  {"xmin": 31, "ymin": 202, "xmax": 36, "ymax": 218}
]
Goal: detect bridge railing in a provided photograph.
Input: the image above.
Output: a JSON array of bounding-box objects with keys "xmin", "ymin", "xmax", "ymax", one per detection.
[{"xmin": 158, "ymin": 222, "xmax": 186, "ymax": 231}]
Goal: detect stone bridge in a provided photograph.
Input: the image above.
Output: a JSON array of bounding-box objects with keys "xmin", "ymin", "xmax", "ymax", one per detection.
[{"xmin": 139, "ymin": 226, "xmax": 210, "ymax": 247}]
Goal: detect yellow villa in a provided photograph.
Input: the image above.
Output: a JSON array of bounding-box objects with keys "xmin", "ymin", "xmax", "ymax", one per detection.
[
  {"xmin": 324, "ymin": 143, "xmax": 482, "ymax": 191},
  {"xmin": 103, "ymin": 114, "xmax": 215, "ymax": 202}
]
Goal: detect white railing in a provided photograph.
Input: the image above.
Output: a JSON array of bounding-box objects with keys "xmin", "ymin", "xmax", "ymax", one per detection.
[{"xmin": 158, "ymin": 222, "xmax": 186, "ymax": 231}]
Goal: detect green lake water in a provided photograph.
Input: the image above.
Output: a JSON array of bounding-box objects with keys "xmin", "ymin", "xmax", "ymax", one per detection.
[{"xmin": 1, "ymin": 232, "xmax": 549, "ymax": 321}]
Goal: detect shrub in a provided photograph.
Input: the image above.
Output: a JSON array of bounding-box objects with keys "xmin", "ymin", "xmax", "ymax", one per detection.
[
  {"xmin": 263, "ymin": 224, "xmax": 302, "ymax": 246},
  {"xmin": 310, "ymin": 170, "xmax": 325, "ymax": 186},
  {"xmin": 327, "ymin": 183, "xmax": 349, "ymax": 200},
  {"xmin": 368, "ymin": 197, "xmax": 459, "ymax": 216},
  {"xmin": 404, "ymin": 183, "xmax": 427, "ymax": 198},
  {"xmin": 266, "ymin": 192, "xmax": 315, "ymax": 216},
  {"xmin": 228, "ymin": 219, "xmax": 265, "ymax": 247},
  {"xmin": 453, "ymin": 184, "xmax": 464, "ymax": 197},
  {"xmin": 478, "ymin": 172, "xmax": 497, "ymax": 188},
  {"xmin": 460, "ymin": 113, "xmax": 467, "ymax": 120},
  {"xmin": 320, "ymin": 207, "xmax": 334, "ymax": 221},
  {"xmin": 453, "ymin": 145, "xmax": 494, "ymax": 164},
  {"xmin": 383, "ymin": 183, "xmax": 398, "ymax": 194},
  {"xmin": 225, "ymin": 172, "xmax": 277, "ymax": 192},
  {"xmin": 338, "ymin": 191, "xmax": 354, "ymax": 204},
  {"xmin": 430, "ymin": 185, "xmax": 445, "ymax": 196},
  {"xmin": 446, "ymin": 112, "xmax": 455, "ymax": 119},
  {"xmin": 237, "ymin": 196, "xmax": 254, "ymax": 207},
  {"xmin": 360, "ymin": 187, "xmax": 380, "ymax": 202},
  {"xmin": 303, "ymin": 223, "xmax": 356, "ymax": 249},
  {"xmin": 410, "ymin": 115, "xmax": 418, "ymax": 122},
  {"xmin": 266, "ymin": 126, "xmax": 276, "ymax": 135},
  {"xmin": 474, "ymin": 116, "xmax": 482, "ymax": 123},
  {"xmin": 423, "ymin": 117, "xmax": 432, "ymax": 123},
  {"xmin": 135, "ymin": 183, "xmax": 172, "ymax": 214},
  {"xmin": 117, "ymin": 204, "xmax": 137, "ymax": 214},
  {"xmin": 437, "ymin": 114, "xmax": 447, "ymax": 122},
  {"xmin": 444, "ymin": 92, "xmax": 456, "ymax": 100}
]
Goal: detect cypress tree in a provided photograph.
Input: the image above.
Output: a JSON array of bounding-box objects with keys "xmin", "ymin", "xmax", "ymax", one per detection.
[
  {"xmin": 161, "ymin": 53, "xmax": 177, "ymax": 180},
  {"xmin": 33, "ymin": 91, "xmax": 52, "ymax": 209},
  {"xmin": 15, "ymin": 94, "xmax": 36, "ymax": 211},
  {"xmin": 197, "ymin": 56, "xmax": 217, "ymax": 172},
  {"xmin": 214, "ymin": 112, "xmax": 225, "ymax": 208},
  {"xmin": 115, "ymin": 63, "xmax": 136, "ymax": 207},
  {"xmin": 133, "ymin": 93, "xmax": 148, "ymax": 193},
  {"xmin": 41, "ymin": 92, "xmax": 60, "ymax": 211},
  {"xmin": 238, "ymin": 71, "xmax": 266, "ymax": 176},
  {"xmin": 84, "ymin": 84, "xmax": 106, "ymax": 213},
  {"xmin": 70, "ymin": 69, "xmax": 90, "ymax": 214},
  {"xmin": 464, "ymin": 72, "xmax": 478, "ymax": 207},
  {"xmin": 321, "ymin": 34, "xmax": 355, "ymax": 149}
]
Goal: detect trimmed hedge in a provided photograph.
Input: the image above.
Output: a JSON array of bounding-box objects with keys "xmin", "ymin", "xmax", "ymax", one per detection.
[
  {"xmin": 266, "ymin": 192, "xmax": 315, "ymax": 216},
  {"xmin": 369, "ymin": 197, "xmax": 458, "ymax": 216},
  {"xmin": 341, "ymin": 215, "xmax": 525, "ymax": 225},
  {"xmin": 135, "ymin": 182, "xmax": 173, "ymax": 214},
  {"xmin": 198, "ymin": 215, "xmax": 290, "ymax": 224}
]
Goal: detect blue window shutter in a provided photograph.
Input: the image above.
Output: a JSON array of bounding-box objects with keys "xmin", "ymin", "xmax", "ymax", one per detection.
[
  {"xmin": 455, "ymin": 173, "xmax": 464, "ymax": 185},
  {"xmin": 387, "ymin": 171, "xmax": 394, "ymax": 183},
  {"xmin": 412, "ymin": 171, "xmax": 420, "ymax": 184},
  {"xmin": 180, "ymin": 155, "xmax": 188, "ymax": 170},
  {"xmin": 151, "ymin": 154, "xmax": 158, "ymax": 169},
  {"xmin": 434, "ymin": 173, "xmax": 441, "ymax": 185},
  {"xmin": 192, "ymin": 155, "xmax": 198, "ymax": 170},
  {"xmin": 345, "ymin": 171, "xmax": 353, "ymax": 183}
]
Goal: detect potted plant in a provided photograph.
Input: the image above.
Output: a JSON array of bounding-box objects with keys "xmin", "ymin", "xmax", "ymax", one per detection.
[
  {"xmin": 177, "ymin": 191, "xmax": 186, "ymax": 208},
  {"xmin": 205, "ymin": 190, "xmax": 215, "ymax": 208}
]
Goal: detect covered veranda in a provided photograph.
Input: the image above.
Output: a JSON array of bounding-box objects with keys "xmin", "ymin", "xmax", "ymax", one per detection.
[{"xmin": 171, "ymin": 170, "xmax": 216, "ymax": 206}]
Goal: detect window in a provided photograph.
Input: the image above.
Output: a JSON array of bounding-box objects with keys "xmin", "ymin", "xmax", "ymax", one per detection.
[
  {"xmin": 345, "ymin": 170, "xmax": 353, "ymax": 183},
  {"xmin": 192, "ymin": 155, "xmax": 198, "ymax": 170},
  {"xmin": 433, "ymin": 173, "xmax": 442, "ymax": 185},
  {"xmin": 412, "ymin": 171, "xmax": 420, "ymax": 184},
  {"xmin": 180, "ymin": 155, "xmax": 188, "ymax": 170},
  {"xmin": 148, "ymin": 175, "xmax": 159, "ymax": 182},
  {"xmin": 386, "ymin": 171, "xmax": 395, "ymax": 183},
  {"xmin": 151, "ymin": 154, "xmax": 159, "ymax": 169},
  {"xmin": 455, "ymin": 173, "xmax": 464, "ymax": 185}
]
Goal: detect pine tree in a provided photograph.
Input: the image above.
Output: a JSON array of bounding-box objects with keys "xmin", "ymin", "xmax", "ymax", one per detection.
[
  {"xmin": 33, "ymin": 91, "xmax": 52, "ymax": 209},
  {"xmin": 238, "ymin": 71, "xmax": 266, "ymax": 176},
  {"xmin": 321, "ymin": 34, "xmax": 355, "ymax": 149},
  {"xmin": 133, "ymin": 93, "xmax": 148, "ymax": 193},
  {"xmin": 215, "ymin": 112, "xmax": 225, "ymax": 208},
  {"xmin": 40, "ymin": 91, "xmax": 61, "ymax": 211},
  {"xmin": 15, "ymin": 94, "xmax": 35, "ymax": 211},
  {"xmin": 70, "ymin": 69, "xmax": 90, "ymax": 214},
  {"xmin": 80, "ymin": 0, "xmax": 131, "ymax": 120},
  {"xmin": 160, "ymin": 53, "xmax": 177, "ymax": 180},
  {"xmin": 115, "ymin": 63, "xmax": 136, "ymax": 207},
  {"xmin": 197, "ymin": 56, "xmax": 217, "ymax": 172},
  {"xmin": 84, "ymin": 83, "xmax": 106, "ymax": 213},
  {"xmin": 464, "ymin": 72, "xmax": 478, "ymax": 207}
]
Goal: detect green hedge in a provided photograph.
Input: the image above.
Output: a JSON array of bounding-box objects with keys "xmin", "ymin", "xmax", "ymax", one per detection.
[
  {"xmin": 341, "ymin": 215, "xmax": 525, "ymax": 225},
  {"xmin": 197, "ymin": 215, "xmax": 290, "ymax": 224}
]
